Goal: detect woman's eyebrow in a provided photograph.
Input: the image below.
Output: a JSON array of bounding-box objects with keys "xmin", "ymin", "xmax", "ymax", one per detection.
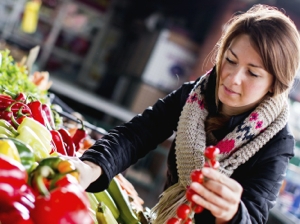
[
  {"xmin": 228, "ymin": 47, "xmax": 262, "ymax": 68},
  {"xmin": 229, "ymin": 48, "xmax": 237, "ymax": 58}
]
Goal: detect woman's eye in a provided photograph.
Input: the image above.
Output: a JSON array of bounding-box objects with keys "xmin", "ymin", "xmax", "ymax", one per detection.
[
  {"xmin": 226, "ymin": 57, "xmax": 236, "ymax": 64},
  {"xmin": 249, "ymin": 71, "xmax": 258, "ymax": 77}
]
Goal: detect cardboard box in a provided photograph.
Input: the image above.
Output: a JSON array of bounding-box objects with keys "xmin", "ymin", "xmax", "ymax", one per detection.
[
  {"xmin": 141, "ymin": 29, "xmax": 199, "ymax": 92},
  {"xmin": 130, "ymin": 83, "xmax": 167, "ymax": 114}
]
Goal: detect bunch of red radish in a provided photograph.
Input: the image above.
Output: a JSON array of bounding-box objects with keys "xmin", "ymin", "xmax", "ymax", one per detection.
[{"xmin": 166, "ymin": 145, "xmax": 220, "ymax": 224}]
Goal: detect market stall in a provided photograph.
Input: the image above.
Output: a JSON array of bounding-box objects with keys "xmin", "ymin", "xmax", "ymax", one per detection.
[
  {"xmin": 0, "ymin": 50, "xmax": 150, "ymax": 224},
  {"xmin": 1, "ymin": 47, "xmax": 300, "ymax": 223}
]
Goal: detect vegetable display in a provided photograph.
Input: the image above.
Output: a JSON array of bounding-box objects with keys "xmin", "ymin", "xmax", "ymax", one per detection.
[{"xmin": 0, "ymin": 50, "xmax": 148, "ymax": 224}]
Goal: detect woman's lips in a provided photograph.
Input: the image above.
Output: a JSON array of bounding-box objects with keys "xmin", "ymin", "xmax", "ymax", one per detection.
[{"xmin": 223, "ymin": 85, "xmax": 239, "ymax": 95}]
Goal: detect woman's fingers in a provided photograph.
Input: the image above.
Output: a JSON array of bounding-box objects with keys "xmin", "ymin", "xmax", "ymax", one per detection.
[
  {"xmin": 189, "ymin": 167, "xmax": 243, "ymax": 221},
  {"xmin": 59, "ymin": 155, "xmax": 102, "ymax": 189},
  {"xmin": 202, "ymin": 167, "xmax": 243, "ymax": 194},
  {"xmin": 190, "ymin": 182, "xmax": 229, "ymax": 210}
]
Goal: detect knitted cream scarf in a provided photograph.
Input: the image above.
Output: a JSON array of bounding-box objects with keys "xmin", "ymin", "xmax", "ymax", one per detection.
[{"xmin": 151, "ymin": 71, "xmax": 289, "ymax": 224}]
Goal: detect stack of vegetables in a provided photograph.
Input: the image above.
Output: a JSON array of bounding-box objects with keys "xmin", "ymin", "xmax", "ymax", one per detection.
[{"xmin": 0, "ymin": 49, "xmax": 148, "ymax": 224}]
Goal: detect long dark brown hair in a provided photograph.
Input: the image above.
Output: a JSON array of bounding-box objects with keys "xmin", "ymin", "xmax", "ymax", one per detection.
[{"xmin": 205, "ymin": 4, "xmax": 300, "ymax": 136}]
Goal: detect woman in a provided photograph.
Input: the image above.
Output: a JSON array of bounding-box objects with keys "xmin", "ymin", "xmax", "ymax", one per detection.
[{"xmin": 72, "ymin": 4, "xmax": 300, "ymax": 224}]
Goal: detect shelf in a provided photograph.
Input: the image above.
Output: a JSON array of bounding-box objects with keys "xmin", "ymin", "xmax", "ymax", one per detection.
[
  {"xmin": 269, "ymin": 207, "xmax": 299, "ymax": 224},
  {"xmin": 39, "ymin": 14, "xmax": 54, "ymax": 26},
  {"xmin": 52, "ymin": 46, "xmax": 83, "ymax": 63},
  {"xmin": 49, "ymin": 76, "xmax": 137, "ymax": 122},
  {"xmin": 0, "ymin": 0, "xmax": 15, "ymax": 7},
  {"xmin": 6, "ymin": 32, "xmax": 42, "ymax": 49}
]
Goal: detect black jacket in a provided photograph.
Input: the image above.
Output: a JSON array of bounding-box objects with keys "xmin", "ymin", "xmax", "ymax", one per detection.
[{"xmin": 80, "ymin": 73, "xmax": 294, "ymax": 224}]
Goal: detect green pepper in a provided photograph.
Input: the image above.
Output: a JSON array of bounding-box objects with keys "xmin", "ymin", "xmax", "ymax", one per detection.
[
  {"xmin": 0, "ymin": 126, "xmax": 15, "ymax": 137},
  {"xmin": 19, "ymin": 117, "xmax": 51, "ymax": 140},
  {"xmin": 0, "ymin": 137, "xmax": 36, "ymax": 173},
  {"xmin": 0, "ymin": 119, "xmax": 18, "ymax": 136},
  {"xmin": 16, "ymin": 125, "xmax": 49, "ymax": 161},
  {"xmin": 17, "ymin": 117, "xmax": 52, "ymax": 151}
]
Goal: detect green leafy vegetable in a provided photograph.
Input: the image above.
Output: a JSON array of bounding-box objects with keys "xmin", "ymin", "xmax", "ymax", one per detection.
[{"xmin": 0, "ymin": 50, "xmax": 48, "ymax": 102}]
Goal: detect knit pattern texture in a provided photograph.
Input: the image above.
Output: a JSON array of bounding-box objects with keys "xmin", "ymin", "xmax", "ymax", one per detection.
[{"xmin": 151, "ymin": 71, "xmax": 289, "ymax": 224}]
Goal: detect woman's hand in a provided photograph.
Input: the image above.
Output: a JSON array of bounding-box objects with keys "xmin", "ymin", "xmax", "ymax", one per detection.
[
  {"xmin": 60, "ymin": 156, "xmax": 102, "ymax": 189},
  {"xmin": 190, "ymin": 167, "xmax": 243, "ymax": 223}
]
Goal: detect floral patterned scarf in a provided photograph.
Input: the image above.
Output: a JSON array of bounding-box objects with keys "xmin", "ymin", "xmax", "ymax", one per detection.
[{"xmin": 151, "ymin": 69, "xmax": 289, "ymax": 224}]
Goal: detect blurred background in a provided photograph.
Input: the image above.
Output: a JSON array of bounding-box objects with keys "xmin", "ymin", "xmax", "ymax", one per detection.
[{"xmin": 1, "ymin": 0, "xmax": 300, "ymax": 223}]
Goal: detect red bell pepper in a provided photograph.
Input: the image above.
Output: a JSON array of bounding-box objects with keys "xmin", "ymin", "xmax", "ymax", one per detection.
[
  {"xmin": 11, "ymin": 103, "xmax": 32, "ymax": 115},
  {"xmin": 15, "ymin": 92, "xmax": 27, "ymax": 102},
  {"xmin": 0, "ymin": 94, "xmax": 30, "ymax": 114},
  {"xmin": 30, "ymin": 157, "xmax": 92, "ymax": 224},
  {"xmin": 50, "ymin": 130, "xmax": 68, "ymax": 155},
  {"xmin": 58, "ymin": 128, "xmax": 76, "ymax": 156},
  {"xmin": 0, "ymin": 155, "xmax": 35, "ymax": 224},
  {"xmin": 16, "ymin": 115, "xmax": 28, "ymax": 125},
  {"xmin": 31, "ymin": 175, "xmax": 93, "ymax": 224},
  {"xmin": 0, "ymin": 108, "xmax": 13, "ymax": 122},
  {"xmin": 27, "ymin": 100, "xmax": 47, "ymax": 126},
  {"xmin": 0, "ymin": 95, "xmax": 14, "ymax": 110},
  {"xmin": 42, "ymin": 103, "xmax": 55, "ymax": 129},
  {"xmin": 0, "ymin": 154, "xmax": 28, "ymax": 209},
  {"xmin": 0, "ymin": 94, "xmax": 13, "ymax": 100},
  {"xmin": 1, "ymin": 89, "xmax": 26, "ymax": 102},
  {"xmin": 0, "ymin": 102, "xmax": 32, "ymax": 125},
  {"xmin": 15, "ymin": 106, "xmax": 32, "ymax": 125},
  {"xmin": 0, "ymin": 210, "xmax": 34, "ymax": 224},
  {"xmin": 72, "ymin": 119, "xmax": 87, "ymax": 151}
]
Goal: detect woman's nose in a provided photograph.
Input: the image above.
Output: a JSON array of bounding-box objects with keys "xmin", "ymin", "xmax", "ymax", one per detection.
[{"xmin": 229, "ymin": 69, "xmax": 243, "ymax": 85}]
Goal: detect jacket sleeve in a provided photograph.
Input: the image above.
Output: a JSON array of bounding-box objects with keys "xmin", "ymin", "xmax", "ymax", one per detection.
[
  {"xmin": 80, "ymin": 81, "xmax": 194, "ymax": 192},
  {"xmin": 229, "ymin": 128, "xmax": 295, "ymax": 224}
]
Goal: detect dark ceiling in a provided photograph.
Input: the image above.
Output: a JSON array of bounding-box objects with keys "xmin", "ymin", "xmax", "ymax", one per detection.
[
  {"xmin": 116, "ymin": 0, "xmax": 225, "ymax": 44},
  {"xmin": 116, "ymin": 0, "xmax": 300, "ymax": 44}
]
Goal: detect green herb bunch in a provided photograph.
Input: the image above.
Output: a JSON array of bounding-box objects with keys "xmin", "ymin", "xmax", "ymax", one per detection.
[{"xmin": 0, "ymin": 50, "xmax": 48, "ymax": 103}]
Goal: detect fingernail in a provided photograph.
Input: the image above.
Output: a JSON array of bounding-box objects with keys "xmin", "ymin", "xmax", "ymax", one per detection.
[{"xmin": 202, "ymin": 167, "xmax": 209, "ymax": 174}]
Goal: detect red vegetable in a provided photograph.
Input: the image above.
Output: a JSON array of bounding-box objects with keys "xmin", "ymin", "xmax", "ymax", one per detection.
[
  {"xmin": 166, "ymin": 217, "xmax": 180, "ymax": 224},
  {"xmin": 15, "ymin": 92, "xmax": 26, "ymax": 102},
  {"xmin": 72, "ymin": 119, "xmax": 87, "ymax": 151},
  {"xmin": 0, "ymin": 95, "xmax": 14, "ymax": 110},
  {"xmin": 0, "ymin": 102, "xmax": 31, "ymax": 126},
  {"xmin": 11, "ymin": 103, "xmax": 32, "ymax": 116},
  {"xmin": 190, "ymin": 169, "xmax": 204, "ymax": 184},
  {"xmin": 168, "ymin": 145, "xmax": 221, "ymax": 223},
  {"xmin": 58, "ymin": 128, "xmax": 76, "ymax": 156},
  {"xmin": 30, "ymin": 158, "xmax": 92, "ymax": 224},
  {"xmin": 191, "ymin": 202, "xmax": 203, "ymax": 213},
  {"xmin": 204, "ymin": 145, "xmax": 220, "ymax": 160},
  {"xmin": 183, "ymin": 218, "xmax": 193, "ymax": 224},
  {"xmin": 0, "ymin": 108, "xmax": 13, "ymax": 122},
  {"xmin": 27, "ymin": 101, "xmax": 46, "ymax": 126},
  {"xmin": 50, "ymin": 130, "xmax": 68, "ymax": 155},
  {"xmin": 176, "ymin": 204, "xmax": 191, "ymax": 220},
  {"xmin": 42, "ymin": 104, "xmax": 55, "ymax": 129},
  {"xmin": 0, "ymin": 155, "xmax": 35, "ymax": 223},
  {"xmin": 1, "ymin": 89, "xmax": 25, "ymax": 102},
  {"xmin": 0, "ymin": 209, "xmax": 34, "ymax": 224},
  {"xmin": 16, "ymin": 115, "xmax": 28, "ymax": 125},
  {"xmin": 0, "ymin": 94, "xmax": 13, "ymax": 100},
  {"xmin": 185, "ymin": 187, "xmax": 196, "ymax": 202}
]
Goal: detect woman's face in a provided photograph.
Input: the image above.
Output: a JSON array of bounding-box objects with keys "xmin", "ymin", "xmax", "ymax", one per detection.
[{"xmin": 218, "ymin": 34, "xmax": 274, "ymax": 115}]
